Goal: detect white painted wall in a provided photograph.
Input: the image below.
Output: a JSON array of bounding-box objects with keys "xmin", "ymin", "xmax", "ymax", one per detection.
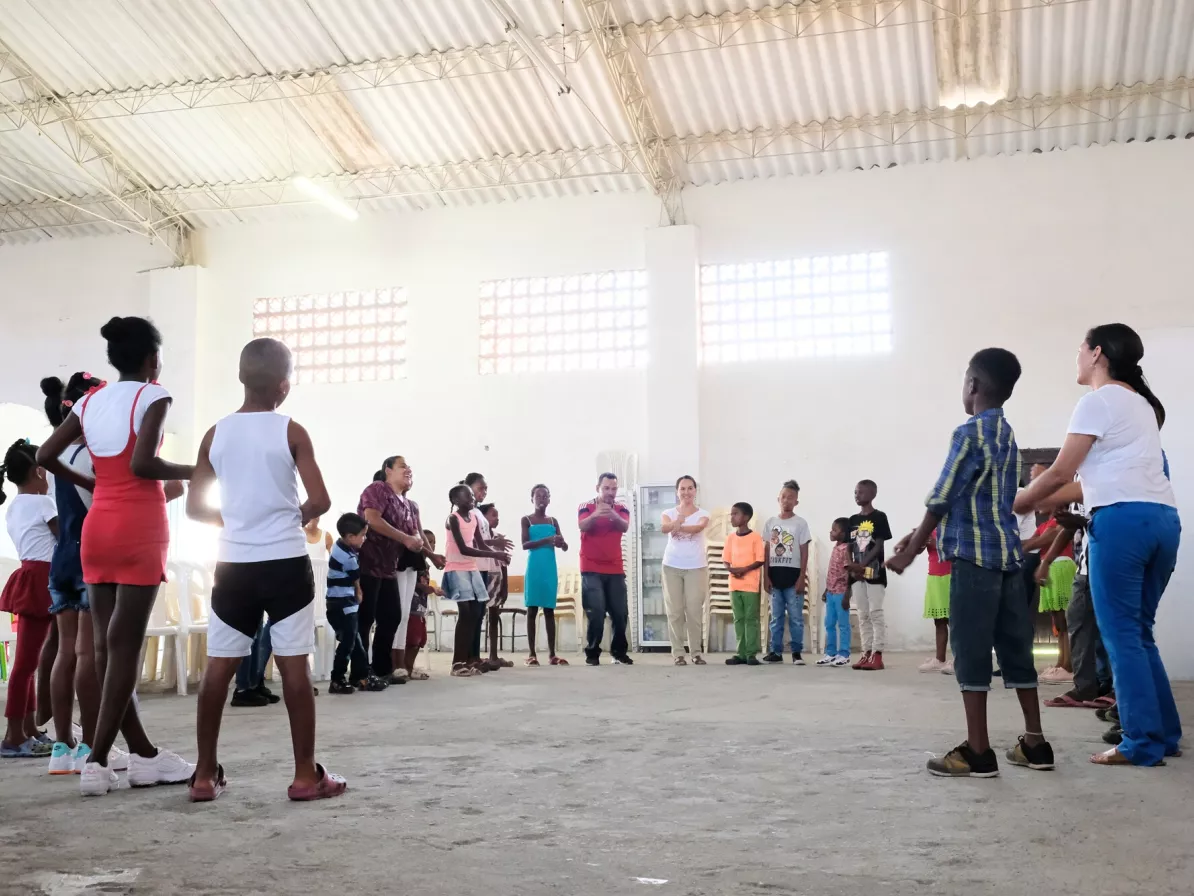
[{"xmin": 2, "ymin": 139, "xmax": 1192, "ymax": 660}]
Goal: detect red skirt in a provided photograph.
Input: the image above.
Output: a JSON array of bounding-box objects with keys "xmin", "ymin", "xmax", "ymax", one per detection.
[
  {"xmin": 0, "ymin": 560, "xmax": 52, "ymax": 618},
  {"xmin": 81, "ymin": 502, "xmax": 169, "ymax": 587}
]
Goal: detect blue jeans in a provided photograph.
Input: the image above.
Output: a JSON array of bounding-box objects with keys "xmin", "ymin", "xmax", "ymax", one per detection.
[
  {"xmin": 235, "ymin": 621, "xmax": 272, "ymax": 691},
  {"xmin": 1088, "ymin": 502, "xmax": 1182, "ymax": 766},
  {"xmin": 769, "ymin": 587, "xmax": 804, "ymax": 655},
  {"xmin": 824, "ymin": 593, "xmax": 851, "ymax": 658},
  {"xmin": 326, "ymin": 601, "xmax": 368, "ymax": 683},
  {"xmin": 949, "ymin": 559, "xmax": 1037, "ymax": 692}
]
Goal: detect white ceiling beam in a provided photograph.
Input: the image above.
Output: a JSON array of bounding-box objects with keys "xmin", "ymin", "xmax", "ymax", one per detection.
[
  {"xmin": 582, "ymin": 0, "xmax": 683, "ymax": 224},
  {"xmin": 0, "ymin": 42, "xmax": 192, "ymax": 262},
  {"xmin": 0, "ymin": 0, "xmax": 1090, "ymax": 129},
  {"xmin": 1, "ymin": 77, "xmax": 1188, "ymax": 240}
]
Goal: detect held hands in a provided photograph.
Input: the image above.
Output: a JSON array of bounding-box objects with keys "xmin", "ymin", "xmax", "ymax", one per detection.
[
  {"xmin": 1034, "ymin": 560, "xmax": 1052, "ymax": 586},
  {"xmin": 893, "ymin": 531, "xmax": 914, "ymax": 555},
  {"xmin": 554, "ymin": 535, "xmax": 569, "ymax": 550},
  {"xmin": 845, "ymin": 562, "xmax": 865, "ymax": 578},
  {"xmin": 1053, "ymin": 510, "xmax": 1085, "ymax": 530},
  {"xmin": 493, "ymin": 534, "xmax": 515, "ymax": 552},
  {"xmin": 429, "ymin": 552, "xmax": 446, "ymax": 570},
  {"xmin": 885, "ymin": 552, "xmax": 913, "ymax": 575}
]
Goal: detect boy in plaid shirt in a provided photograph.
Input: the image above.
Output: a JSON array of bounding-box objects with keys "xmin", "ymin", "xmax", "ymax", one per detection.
[{"xmin": 888, "ymin": 348, "xmax": 1054, "ymax": 778}]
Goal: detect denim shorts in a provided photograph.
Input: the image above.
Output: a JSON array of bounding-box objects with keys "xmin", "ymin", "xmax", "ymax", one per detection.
[
  {"xmin": 442, "ymin": 569, "xmax": 487, "ymax": 602},
  {"xmin": 49, "ymin": 577, "xmax": 89, "ymax": 614},
  {"xmin": 949, "ymin": 558, "xmax": 1037, "ymax": 692}
]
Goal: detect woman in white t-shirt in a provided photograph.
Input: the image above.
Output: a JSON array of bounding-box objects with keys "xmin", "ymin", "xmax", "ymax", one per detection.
[
  {"xmin": 1015, "ymin": 323, "xmax": 1180, "ymax": 768},
  {"xmin": 0, "ymin": 440, "xmax": 56, "ymax": 758},
  {"xmin": 661, "ymin": 475, "xmax": 711, "ymax": 666}
]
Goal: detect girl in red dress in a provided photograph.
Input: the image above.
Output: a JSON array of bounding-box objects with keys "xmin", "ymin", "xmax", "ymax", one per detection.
[
  {"xmin": 38, "ymin": 316, "xmax": 194, "ymax": 796},
  {"xmin": 0, "ymin": 440, "xmax": 55, "ymax": 758}
]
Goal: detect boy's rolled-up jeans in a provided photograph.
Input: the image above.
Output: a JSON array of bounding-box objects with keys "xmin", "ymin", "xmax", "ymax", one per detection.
[
  {"xmin": 768, "ymin": 587, "xmax": 804, "ymax": 655},
  {"xmin": 948, "ymin": 558, "xmax": 1037, "ymax": 692}
]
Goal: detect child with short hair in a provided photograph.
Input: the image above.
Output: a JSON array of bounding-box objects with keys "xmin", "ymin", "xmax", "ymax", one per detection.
[
  {"xmin": 762, "ymin": 480, "xmax": 811, "ymax": 664},
  {"xmin": 187, "ymin": 337, "xmax": 345, "ymax": 802},
  {"xmin": 443, "ymin": 485, "xmax": 509, "ymax": 678},
  {"xmin": 521, "ymin": 485, "xmax": 569, "ymax": 667},
  {"xmin": 327, "ymin": 513, "xmax": 384, "ymax": 695},
  {"xmin": 817, "ymin": 518, "xmax": 853, "ymax": 667},
  {"xmin": 847, "ymin": 479, "xmax": 893, "ymax": 671},
  {"xmin": 723, "ymin": 502, "xmax": 764, "ymax": 666},
  {"xmin": 0, "ymin": 440, "xmax": 56, "ymax": 759},
  {"xmin": 480, "ymin": 503, "xmax": 512, "ymax": 669},
  {"xmin": 888, "ymin": 347, "xmax": 1053, "ymax": 778}
]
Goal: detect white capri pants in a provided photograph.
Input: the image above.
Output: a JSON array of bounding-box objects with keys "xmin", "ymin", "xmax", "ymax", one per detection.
[{"xmin": 395, "ymin": 568, "xmax": 418, "ymax": 648}]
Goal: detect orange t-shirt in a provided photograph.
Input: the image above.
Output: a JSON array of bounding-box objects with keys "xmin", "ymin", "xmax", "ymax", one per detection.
[{"xmin": 723, "ymin": 529, "xmax": 765, "ymax": 593}]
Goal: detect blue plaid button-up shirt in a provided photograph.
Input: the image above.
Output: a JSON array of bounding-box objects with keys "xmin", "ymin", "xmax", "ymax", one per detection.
[{"xmin": 926, "ymin": 408, "xmax": 1023, "ymax": 571}]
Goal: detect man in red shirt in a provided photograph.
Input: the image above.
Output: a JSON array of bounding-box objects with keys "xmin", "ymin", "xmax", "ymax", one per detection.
[{"xmin": 578, "ymin": 473, "xmax": 634, "ymax": 666}]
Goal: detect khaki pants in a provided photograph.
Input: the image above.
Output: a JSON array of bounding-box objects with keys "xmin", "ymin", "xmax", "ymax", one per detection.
[
  {"xmin": 851, "ymin": 581, "xmax": 886, "ymax": 652},
  {"xmin": 663, "ymin": 566, "xmax": 707, "ymax": 657}
]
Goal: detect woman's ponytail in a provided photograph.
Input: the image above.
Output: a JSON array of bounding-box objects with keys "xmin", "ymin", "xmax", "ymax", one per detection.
[
  {"xmin": 1086, "ymin": 323, "xmax": 1165, "ymax": 427},
  {"xmin": 40, "ymin": 377, "xmax": 65, "ymax": 426}
]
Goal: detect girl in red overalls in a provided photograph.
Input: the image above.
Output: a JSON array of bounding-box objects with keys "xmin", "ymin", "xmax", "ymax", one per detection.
[
  {"xmin": 38, "ymin": 316, "xmax": 194, "ymax": 797},
  {"xmin": 0, "ymin": 440, "xmax": 55, "ymax": 758}
]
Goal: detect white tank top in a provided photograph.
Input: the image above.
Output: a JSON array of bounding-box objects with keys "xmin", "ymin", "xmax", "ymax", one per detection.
[{"xmin": 209, "ymin": 412, "xmax": 305, "ymax": 563}]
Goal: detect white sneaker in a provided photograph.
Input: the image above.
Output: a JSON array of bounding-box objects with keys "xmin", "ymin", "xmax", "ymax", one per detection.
[
  {"xmin": 108, "ymin": 745, "xmax": 130, "ymax": 772},
  {"xmin": 128, "ymin": 749, "xmax": 194, "ymax": 788},
  {"xmin": 831, "ymin": 656, "xmax": 850, "ymax": 666},
  {"xmin": 919, "ymin": 657, "xmax": 947, "ymax": 673},
  {"xmin": 815, "ymin": 654, "xmax": 835, "ymax": 666},
  {"xmin": 80, "ymin": 762, "xmax": 119, "ymax": 797},
  {"xmin": 72, "ymin": 722, "xmax": 83, "ymax": 743},
  {"xmin": 940, "ymin": 660, "xmax": 955, "ymax": 676},
  {"xmin": 48, "ymin": 742, "xmax": 76, "ymax": 775},
  {"xmin": 73, "ymin": 743, "xmax": 91, "ymax": 774}
]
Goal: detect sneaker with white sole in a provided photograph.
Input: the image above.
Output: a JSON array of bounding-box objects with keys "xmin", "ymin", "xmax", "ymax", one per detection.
[
  {"xmin": 815, "ymin": 654, "xmax": 835, "ymax": 666},
  {"xmin": 941, "ymin": 660, "xmax": 955, "ymax": 676},
  {"xmin": 108, "ymin": 745, "xmax": 130, "ymax": 772},
  {"xmin": 831, "ymin": 656, "xmax": 850, "ymax": 666},
  {"xmin": 128, "ymin": 749, "xmax": 194, "ymax": 788},
  {"xmin": 919, "ymin": 657, "xmax": 947, "ymax": 673},
  {"xmin": 48, "ymin": 742, "xmax": 76, "ymax": 775},
  {"xmin": 80, "ymin": 762, "xmax": 119, "ymax": 796},
  {"xmin": 73, "ymin": 743, "xmax": 91, "ymax": 774}
]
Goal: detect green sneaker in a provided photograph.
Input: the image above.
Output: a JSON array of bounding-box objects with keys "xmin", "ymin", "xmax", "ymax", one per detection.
[{"xmin": 927, "ymin": 742, "xmax": 999, "ymax": 778}]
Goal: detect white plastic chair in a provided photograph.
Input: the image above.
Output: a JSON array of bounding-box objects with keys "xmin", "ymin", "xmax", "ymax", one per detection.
[
  {"xmin": 309, "ymin": 559, "xmax": 333, "ymax": 681},
  {"xmin": 170, "ymin": 560, "xmax": 212, "ymax": 692},
  {"xmin": 144, "ymin": 577, "xmax": 188, "ymax": 696},
  {"xmin": 0, "ymin": 612, "xmax": 15, "ymax": 683}
]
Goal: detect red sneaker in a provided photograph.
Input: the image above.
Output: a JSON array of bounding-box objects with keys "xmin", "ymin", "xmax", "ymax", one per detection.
[
  {"xmin": 852, "ymin": 652, "xmax": 872, "ymax": 670},
  {"xmin": 866, "ymin": 651, "xmax": 885, "ymax": 671}
]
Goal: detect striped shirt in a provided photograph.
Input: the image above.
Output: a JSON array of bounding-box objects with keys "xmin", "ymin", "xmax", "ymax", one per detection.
[
  {"xmin": 327, "ymin": 540, "xmax": 361, "ymax": 602},
  {"xmin": 926, "ymin": 407, "xmax": 1023, "ymax": 572}
]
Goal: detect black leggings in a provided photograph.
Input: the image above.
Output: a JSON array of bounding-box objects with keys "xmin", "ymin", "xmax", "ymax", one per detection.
[
  {"xmin": 453, "ymin": 601, "xmax": 485, "ymax": 666},
  {"xmin": 356, "ymin": 575, "xmax": 401, "ymax": 680}
]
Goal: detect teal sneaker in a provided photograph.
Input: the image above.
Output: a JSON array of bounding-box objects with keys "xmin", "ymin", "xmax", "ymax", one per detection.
[
  {"xmin": 49, "ymin": 742, "xmax": 76, "ymax": 775},
  {"xmin": 73, "ymin": 743, "xmax": 92, "ymax": 774}
]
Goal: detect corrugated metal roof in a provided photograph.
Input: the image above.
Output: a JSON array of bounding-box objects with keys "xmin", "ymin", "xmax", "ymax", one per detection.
[{"xmin": 0, "ymin": 0, "xmax": 1192, "ymax": 248}]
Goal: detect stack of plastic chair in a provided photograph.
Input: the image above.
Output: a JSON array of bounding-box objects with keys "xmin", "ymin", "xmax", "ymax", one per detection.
[
  {"xmin": 0, "ymin": 558, "xmax": 16, "ymax": 681},
  {"xmin": 172, "ymin": 560, "xmax": 211, "ymax": 693},
  {"xmin": 704, "ymin": 540, "xmax": 734, "ymax": 653},
  {"xmin": 143, "ymin": 570, "xmax": 188, "ymax": 695},
  {"xmin": 553, "ymin": 568, "xmax": 582, "ymax": 654}
]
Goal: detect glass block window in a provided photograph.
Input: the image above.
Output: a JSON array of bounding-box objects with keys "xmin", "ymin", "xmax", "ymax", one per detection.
[
  {"xmin": 699, "ymin": 253, "xmax": 891, "ymax": 363},
  {"xmin": 252, "ymin": 288, "xmax": 408, "ymax": 385},
  {"xmin": 478, "ymin": 271, "xmax": 649, "ymax": 375}
]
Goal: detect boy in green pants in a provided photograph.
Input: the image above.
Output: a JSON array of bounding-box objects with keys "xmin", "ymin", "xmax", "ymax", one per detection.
[{"xmin": 723, "ymin": 502, "xmax": 765, "ymax": 666}]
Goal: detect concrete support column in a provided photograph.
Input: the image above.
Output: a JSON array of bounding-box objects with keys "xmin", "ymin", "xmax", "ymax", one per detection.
[
  {"xmin": 644, "ymin": 225, "xmax": 700, "ymax": 485},
  {"xmin": 143, "ymin": 265, "xmax": 204, "ymax": 462}
]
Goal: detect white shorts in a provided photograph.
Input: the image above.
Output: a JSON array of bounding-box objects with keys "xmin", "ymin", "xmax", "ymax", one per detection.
[{"xmin": 208, "ymin": 557, "xmax": 316, "ymax": 658}]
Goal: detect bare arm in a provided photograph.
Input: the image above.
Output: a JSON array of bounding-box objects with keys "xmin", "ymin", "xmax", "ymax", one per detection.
[
  {"xmin": 887, "ymin": 511, "xmax": 943, "ymax": 574},
  {"xmin": 288, "ymin": 420, "xmax": 331, "ymax": 524},
  {"xmin": 362, "ymin": 507, "xmax": 422, "ymax": 551},
  {"xmin": 130, "ymin": 398, "xmax": 194, "ymax": 481},
  {"xmin": 450, "ymin": 514, "xmax": 506, "ymax": 560},
  {"xmin": 1014, "ymin": 433, "xmax": 1096, "ymax": 513},
  {"xmin": 1039, "ymin": 526, "xmax": 1075, "ymax": 567},
  {"xmin": 35, "ymin": 417, "xmax": 94, "ymax": 492},
  {"xmin": 796, "ymin": 542, "xmax": 810, "ymax": 590},
  {"xmin": 676, "ymin": 515, "xmax": 711, "ymax": 536},
  {"xmin": 47, "ymin": 516, "xmax": 59, "ymax": 541},
  {"xmin": 186, "ymin": 427, "xmax": 224, "ymax": 527},
  {"xmin": 521, "ymin": 516, "xmax": 555, "ymax": 550}
]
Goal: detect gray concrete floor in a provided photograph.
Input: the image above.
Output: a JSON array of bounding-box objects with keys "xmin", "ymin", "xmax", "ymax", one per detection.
[{"xmin": 3, "ymin": 652, "xmax": 1193, "ymax": 896}]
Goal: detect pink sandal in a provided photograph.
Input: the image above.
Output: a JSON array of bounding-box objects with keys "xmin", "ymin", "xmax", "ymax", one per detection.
[
  {"xmin": 550, "ymin": 656, "xmax": 569, "ymax": 666},
  {"xmin": 525, "ymin": 655, "xmax": 540, "ymax": 666},
  {"xmin": 188, "ymin": 765, "xmax": 227, "ymax": 802},
  {"xmin": 287, "ymin": 764, "xmax": 348, "ymax": 801},
  {"xmin": 1045, "ymin": 690, "xmax": 1099, "ymax": 709}
]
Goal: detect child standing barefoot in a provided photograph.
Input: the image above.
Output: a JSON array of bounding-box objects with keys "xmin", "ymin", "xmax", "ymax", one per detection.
[
  {"xmin": 521, "ymin": 485, "xmax": 569, "ymax": 666},
  {"xmin": 919, "ymin": 530, "xmax": 954, "ymax": 674},
  {"xmin": 0, "ymin": 440, "xmax": 55, "ymax": 759},
  {"xmin": 817, "ymin": 518, "xmax": 853, "ymax": 667}
]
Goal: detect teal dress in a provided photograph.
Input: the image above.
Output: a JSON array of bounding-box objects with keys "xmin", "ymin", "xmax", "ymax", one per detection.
[{"xmin": 525, "ymin": 522, "xmax": 559, "ymax": 609}]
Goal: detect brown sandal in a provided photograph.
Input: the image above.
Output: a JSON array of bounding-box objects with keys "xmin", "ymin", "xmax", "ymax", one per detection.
[
  {"xmin": 692, "ymin": 655, "xmax": 707, "ymax": 665},
  {"xmin": 674, "ymin": 656, "xmax": 687, "ymax": 666}
]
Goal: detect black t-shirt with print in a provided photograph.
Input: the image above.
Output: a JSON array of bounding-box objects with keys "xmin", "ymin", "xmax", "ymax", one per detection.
[{"xmin": 848, "ymin": 510, "xmax": 893, "ymax": 587}]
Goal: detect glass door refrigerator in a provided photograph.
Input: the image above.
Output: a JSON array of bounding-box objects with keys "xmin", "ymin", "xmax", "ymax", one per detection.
[{"xmin": 636, "ymin": 484, "xmax": 671, "ymax": 649}]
